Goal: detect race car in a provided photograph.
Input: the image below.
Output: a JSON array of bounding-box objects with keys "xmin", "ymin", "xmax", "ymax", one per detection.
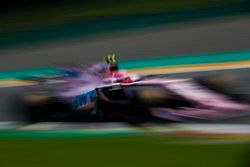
[
  {"xmin": 21, "ymin": 74, "xmax": 250, "ymax": 123},
  {"xmin": 19, "ymin": 55, "xmax": 250, "ymax": 123}
]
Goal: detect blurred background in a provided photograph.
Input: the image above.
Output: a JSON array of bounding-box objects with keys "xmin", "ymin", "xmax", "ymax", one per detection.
[
  {"xmin": 0, "ymin": 1, "xmax": 250, "ymax": 167},
  {"xmin": 0, "ymin": 0, "xmax": 249, "ymax": 69}
]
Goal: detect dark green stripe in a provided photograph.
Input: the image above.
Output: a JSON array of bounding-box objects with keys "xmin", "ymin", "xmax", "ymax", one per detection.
[
  {"xmin": 0, "ymin": 130, "xmax": 140, "ymax": 139},
  {"xmin": 0, "ymin": 67, "xmax": 64, "ymax": 80}
]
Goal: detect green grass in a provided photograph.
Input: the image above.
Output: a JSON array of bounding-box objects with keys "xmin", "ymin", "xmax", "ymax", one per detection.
[{"xmin": 0, "ymin": 135, "xmax": 249, "ymax": 167}]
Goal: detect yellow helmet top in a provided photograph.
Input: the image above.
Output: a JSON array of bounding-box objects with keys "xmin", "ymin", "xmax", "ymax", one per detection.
[{"xmin": 105, "ymin": 53, "xmax": 116, "ymax": 64}]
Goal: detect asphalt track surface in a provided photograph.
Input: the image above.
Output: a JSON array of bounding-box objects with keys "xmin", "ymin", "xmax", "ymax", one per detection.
[{"xmin": 0, "ymin": 16, "xmax": 250, "ymax": 123}]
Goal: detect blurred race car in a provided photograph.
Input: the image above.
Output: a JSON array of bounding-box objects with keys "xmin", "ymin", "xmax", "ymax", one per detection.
[
  {"xmin": 20, "ymin": 54, "xmax": 250, "ymax": 123},
  {"xmin": 21, "ymin": 74, "xmax": 250, "ymax": 123}
]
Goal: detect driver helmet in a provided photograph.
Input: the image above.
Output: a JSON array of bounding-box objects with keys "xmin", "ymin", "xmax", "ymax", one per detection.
[{"xmin": 105, "ymin": 54, "xmax": 119, "ymax": 72}]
